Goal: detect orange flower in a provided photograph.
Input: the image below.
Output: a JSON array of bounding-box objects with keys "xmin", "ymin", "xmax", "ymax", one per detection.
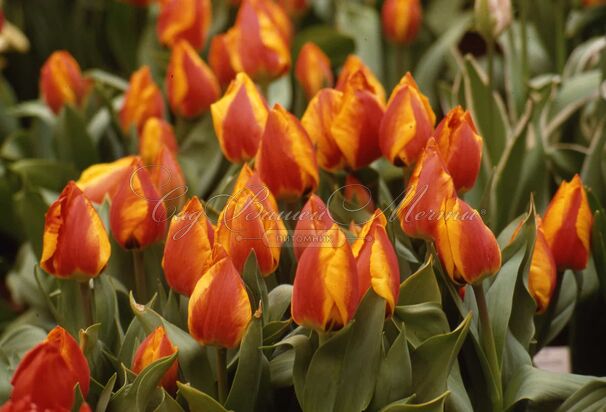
[
  {"xmin": 132, "ymin": 327, "xmax": 179, "ymax": 392},
  {"xmin": 1, "ymin": 326, "xmax": 89, "ymax": 412},
  {"xmin": 157, "ymin": 0, "xmax": 212, "ymax": 50},
  {"xmin": 351, "ymin": 210, "xmax": 400, "ymax": 315},
  {"xmin": 210, "ymin": 73, "xmax": 269, "ymax": 163},
  {"xmin": 256, "ymin": 104, "xmax": 319, "ymax": 199},
  {"xmin": 434, "ymin": 197, "xmax": 501, "ymax": 284},
  {"xmin": 188, "ymin": 256, "xmax": 252, "ymax": 348},
  {"xmin": 40, "ymin": 182, "xmax": 110, "ymax": 279},
  {"xmin": 208, "ymin": 34, "xmax": 237, "ymax": 87},
  {"xmin": 293, "ymin": 194, "xmax": 334, "ymax": 260},
  {"xmin": 76, "ymin": 156, "xmax": 136, "ymax": 204},
  {"xmin": 381, "ymin": 0, "xmax": 422, "ymax": 45},
  {"xmin": 39, "ymin": 51, "xmax": 90, "ymax": 114},
  {"xmin": 335, "ymin": 55, "xmax": 385, "ymax": 104},
  {"xmin": 583, "ymin": 0, "xmax": 606, "ymax": 6},
  {"xmin": 139, "ymin": 118, "xmax": 178, "ymax": 164},
  {"xmin": 292, "ymin": 224, "xmax": 359, "ymax": 332},
  {"xmin": 162, "ymin": 197, "xmax": 214, "ymax": 296},
  {"xmin": 166, "ymin": 40, "xmax": 220, "ymax": 118},
  {"xmin": 121, "ymin": 0, "xmax": 154, "ymax": 6},
  {"xmin": 295, "ymin": 42, "xmax": 333, "ymax": 99},
  {"xmin": 277, "ymin": 0, "xmax": 309, "ymax": 16},
  {"xmin": 344, "ymin": 174, "xmax": 375, "ymax": 213},
  {"xmin": 542, "ymin": 174, "xmax": 593, "ymax": 271},
  {"xmin": 109, "ymin": 157, "xmax": 167, "ymax": 249},
  {"xmin": 433, "ymin": 106, "xmax": 483, "ymax": 192},
  {"xmin": 379, "ymin": 72, "xmax": 436, "ymax": 166},
  {"xmin": 119, "ymin": 67, "xmax": 164, "ymax": 133}
]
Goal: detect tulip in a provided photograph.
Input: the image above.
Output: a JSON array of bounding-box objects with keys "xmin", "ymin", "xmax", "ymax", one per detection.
[
  {"xmin": 381, "ymin": 0, "xmax": 422, "ymax": 45},
  {"xmin": 542, "ymin": 174, "xmax": 593, "ymax": 271},
  {"xmin": 434, "ymin": 197, "xmax": 501, "ymax": 284},
  {"xmin": 208, "ymin": 34, "xmax": 237, "ymax": 87},
  {"xmin": 110, "ymin": 157, "xmax": 166, "ymax": 249},
  {"xmin": 121, "ymin": 0, "xmax": 153, "ymax": 5},
  {"xmin": 300, "ymin": 88, "xmax": 345, "ymax": 171},
  {"xmin": 1, "ymin": 326, "xmax": 89, "ymax": 411},
  {"xmin": 331, "ymin": 71, "xmax": 385, "ymax": 170},
  {"xmin": 351, "ymin": 210, "xmax": 400, "ymax": 315},
  {"xmin": 335, "ymin": 55, "xmax": 385, "ymax": 104},
  {"xmin": 510, "ymin": 217, "xmax": 556, "ymax": 313},
  {"xmin": 277, "ymin": 0, "xmax": 309, "ymax": 16},
  {"xmin": 344, "ymin": 174, "xmax": 375, "ymax": 213},
  {"xmin": 475, "ymin": 0, "xmax": 511, "ymax": 41},
  {"xmin": 132, "ymin": 327, "xmax": 179, "ymax": 392},
  {"xmin": 157, "ymin": 0, "xmax": 212, "ymax": 50},
  {"xmin": 398, "ymin": 138, "xmax": 456, "ymax": 240},
  {"xmin": 292, "ymin": 224, "xmax": 359, "ymax": 331},
  {"xmin": 162, "ymin": 197, "xmax": 215, "ymax": 296},
  {"xmin": 76, "ymin": 156, "xmax": 136, "ymax": 204},
  {"xmin": 583, "ymin": 0, "xmax": 606, "ymax": 6},
  {"xmin": 119, "ymin": 66, "xmax": 165, "ymax": 134},
  {"xmin": 166, "ymin": 40, "xmax": 220, "ymax": 118},
  {"xmin": 139, "ymin": 118, "xmax": 178, "ymax": 164},
  {"xmin": 210, "ymin": 73, "xmax": 269, "ymax": 163},
  {"xmin": 40, "ymin": 182, "xmax": 110, "ymax": 279},
  {"xmin": 433, "ymin": 106, "xmax": 483, "ymax": 192},
  {"xmin": 295, "ymin": 42, "xmax": 333, "ymax": 99},
  {"xmin": 293, "ymin": 194, "xmax": 334, "ymax": 260},
  {"xmin": 245, "ymin": 0, "xmax": 293, "ymax": 43},
  {"xmin": 256, "ymin": 104, "xmax": 319, "ymax": 199},
  {"xmin": 39, "ymin": 51, "xmax": 89, "ymax": 114},
  {"xmin": 188, "ymin": 256, "xmax": 252, "ymax": 348},
  {"xmin": 232, "ymin": 163, "xmax": 281, "ymax": 213},
  {"xmin": 379, "ymin": 72, "xmax": 436, "ymax": 166}
]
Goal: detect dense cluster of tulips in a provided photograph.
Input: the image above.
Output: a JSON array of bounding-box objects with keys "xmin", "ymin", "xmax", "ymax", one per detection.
[{"xmin": 1, "ymin": 0, "xmax": 606, "ymax": 411}]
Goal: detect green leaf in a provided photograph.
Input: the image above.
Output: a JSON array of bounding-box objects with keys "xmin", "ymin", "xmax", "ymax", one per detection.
[
  {"xmin": 8, "ymin": 100, "xmax": 55, "ymax": 125},
  {"xmin": 95, "ymin": 373, "xmax": 117, "ymax": 412},
  {"xmin": 10, "ymin": 159, "xmax": 78, "ymax": 192},
  {"xmin": 177, "ymin": 383, "xmax": 231, "ymax": 412},
  {"xmin": 556, "ymin": 381, "xmax": 606, "ymax": 412},
  {"xmin": 87, "ymin": 69, "xmax": 129, "ymax": 91},
  {"xmin": 13, "ymin": 185, "xmax": 48, "ymax": 259},
  {"xmin": 380, "ymin": 392, "xmax": 450, "ymax": 412},
  {"xmin": 581, "ymin": 121, "xmax": 606, "ymax": 205},
  {"xmin": 54, "ymin": 106, "xmax": 99, "ymax": 171},
  {"xmin": 266, "ymin": 334, "xmax": 312, "ymax": 403},
  {"xmin": 267, "ymin": 284, "xmax": 292, "ymax": 322},
  {"xmin": 242, "ymin": 252, "xmax": 269, "ymax": 325},
  {"xmin": 292, "ymin": 25, "xmax": 355, "ymax": 68},
  {"xmin": 394, "ymin": 303, "xmax": 451, "ymax": 348},
  {"xmin": 398, "ymin": 256, "xmax": 441, "ymax": 306}
]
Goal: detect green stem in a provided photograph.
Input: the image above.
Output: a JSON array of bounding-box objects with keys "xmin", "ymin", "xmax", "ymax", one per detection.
[
  {"xmin": 132, "ymin": 249, "xmax": 147, "ymax": 303},
  {"xmin": 537, "ymin": 270, "xmax": 565, "ymax": 349},
  {"xmin": 555, "ymin": 0, "xmax": 566, "ymax": 73},
  {"xmin": 519, "ymin": 0, "xmax": 529, "ymax": 88},
  {"xmin": 216, "ymin": 347, "xmax": 228, "ymax": 404},
  {"xmin": 79, "ymin": 280, "xmax": 93, "ymax": 327}
]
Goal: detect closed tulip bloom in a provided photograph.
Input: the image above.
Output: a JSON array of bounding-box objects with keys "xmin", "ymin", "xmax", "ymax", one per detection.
[
  {"xmin": 331, "ymin": 71, "xmax": 385, "ymax": 170},
  {"xmin": 1, "ymin": 327, "xmax": 90, "ymax": 412},
  {"xmin": 232, "ymin": 164, "xmax": 281, "ymax": 213},
  {"xmin": 335, "ymin": 55, "xmax": 386, "ymax": 104},
  {"xmin": 157, "ymin": 0, "xmax": 212, "ymax": 50},
  {"xmin": 475, "ymin": 0, "xmax": 511, "ymax": 40},
  {"xmin": 166, "ymin": 40, "xmax": 220, "ymax": 118},
  {"xmin": 188, "ymin": 256, "xmax": 252, "ymax": 348},
  {"xmin": 292, "ymin": 224, "xmax": 359, "ymax": 331},
  {"xmin": 210, "ymin": 73, "xmax": 269, "ymax": 163},
  {"xmin": 435, "ymin": 197, "xmax": 501, "ymax": 284},
  {"xmin": 208, "ymin": 34, "xmax": 237, "ymax": 87},
  {"xmin": 293, "ymin": 194, "xmax": 334, "ymax": 260},
  {"xmin": 256, "ymin": 104, "xmax": 319, "ymax": 199},
  {"xmin": 132, "ymin": 327, "xmax": 179, "ymax": 392},
  {"xmin": 381, "ymin": 0, "xmax": 422, "ymax": 45},
  {"xmin": 295, "ymin": 42, "xmax": 333, "ymax": 99},
  {"xmin": 380, "ymin": 72, "xmax": 435, "ymax": 166},
  {"xmin": 110, "ymin": 157, "xmax": 167, "ymax": 249},
  {"xmin": 351, "ymin": 210, "xmax": 400, "ymax": 315},
  {"xmin": 246, "ymin": 0, "xmax": 293, "ymax": 42},
  {"xmin": 162, "ymin": 197, "xmax": 214, "ymax": 296},
  {"xmin": 301, "ymin": 88, "xmax": 345, "ymax": 171},
  {"xmin": 139, "ymin": 118, "xmax": 178, "ymax": 164},
  {"xmin": 76, "ymin": 156, "xmax": 136, "ymax": 204},
  {"xmin": 583, "ymin": 0, "xmax": 606, "ymax": 6},
  {"xmin": 119, "ymin": 67, "xmax": 165, "ymax": 133},
  {"xmin": 40, "ymin": 51, "xmax": 90, "ymax": 114},
  {"xmin": 344, "ymin": 174, "xmax": 375, "ymax": 213},
  {"xmin": 542, "ymin": 174, "xmax": 593, "ymax": 271},
  {"xmin": 277, "ymin": 0, "xmax": 309, "ymax": 16},
  {"xmin": 40, "ymin": 182, "xmax": 110, "ymax": 279}
]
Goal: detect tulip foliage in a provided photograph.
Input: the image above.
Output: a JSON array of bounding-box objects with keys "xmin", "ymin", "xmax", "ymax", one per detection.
[{"xmin": 1, "ymin": 0, "xmax": 606, "ymax": 411}]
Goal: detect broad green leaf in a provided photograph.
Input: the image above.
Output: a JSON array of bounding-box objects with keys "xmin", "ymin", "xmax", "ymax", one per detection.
[
  {"xmin": 10, "ymin": 159, "xmax": 77, "ymax": 192},
  {"xmin": 267, "ymin": 284, "xmax": 292, "ymax": 322},
  {"xmin": 380, "ymin": 391, "xmax": 450, "ymax": 412},
  {"xmin": 394, "ymin": 303, "xmax": 451, "ymax": 348},
  {"xmin": 177, "ymin": 383, "xmax": 230, "ymax": 412},
  {"xmin": 242, "ymin": 252, "xmax": 269, "ymax": 325},
  {"xmin": 13, "ymin": 186, "xmax": 48, "ymax": 259},
  {"xmin": 398, "ymin": 256, "xmax": 441, "ymax": 306},
  {"xmin": 266, "ymin": 334, "xmax": 312, "ymax": 403},
  {"xmin": 556, "ymin": 381, "xmax": 606, "ymax": 412},
  {"xmin": 581, "ymin": 121, "xmax": 606, "ymax": 205},
  {"xmin": 8, "ymin": 100, "xmax": 55, "ymax": 125},
  {"xmin": 54, "ymin": 106, "xmax": 99, "ymax": 171},
  {"xmin": 95, "ymin": 373, "xmax": 117, "ymax": 412}
]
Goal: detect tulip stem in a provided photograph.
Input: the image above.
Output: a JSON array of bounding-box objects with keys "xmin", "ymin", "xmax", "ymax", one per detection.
[
  {"xmin": 536, "ymin": 270, "xmax": 564, "ymax": 349},
  {"xmin": 132, "ymin": 250, "xmax": 147, "ymax": 303},
  {"xmin": 216, "ymin": 347, "xmax": 228, "ymax": 404},
  {"xmin": 79, "ymin": 280, "xmax": 93, "ymax": 327}
]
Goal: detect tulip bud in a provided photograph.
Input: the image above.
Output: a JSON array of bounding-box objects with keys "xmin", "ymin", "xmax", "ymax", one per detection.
[
  {"xmin": 583, "ymin": 0, "xmax": 606, "ymax": 6},
  {"xmin": 293, "ymin": 194, "xmax": 334, "ymax": 260},
  {"xmin": 110, "ymin": 157, "xmax": 167, "ymax": 249},
  {"xmin": 351, "ymin": 210, "xmax": 400, "ymax": 315},
  {"xmin": 41, "ymin": 182, "xmax": 110, "ymax": 279},
  {"xmin": 232, "ymin": 164, "xmax": 281, "ymax": 213},
  {"xmin": 277, "ymin": 0, "xmax": 309, "ymax": 17},
  {"xmin": 331, "ymin": 71, "xmax": 385, "ymax": 170},
  {"xmin": 292, "ymin": 224, "xmax": 359, "ymax": 331},
  {"xmin": 379, "ymin": 72, "xmax": 436, "ymax": 166},
  {"xmin": 435, "ymin": 197, "xmax": 501, "ymax": 284},
  {"xmin": 119, "ymin": 67, "xmax": 165, "ymax": 134},
  {"xmin": 162, "ymin": 197, "xmax": 215, "ymax": 296},
  {"xmin": 166, "ymin": 40, "xmax": 220, "ymax": 118},
  {"xmin": 157, "ymin": 0, "xmax": 212, "ymax": 50},
  {"xmin": 2, "ymin": 326, "xmax": 89, "ymax": 411},
  {"xmin": 77, "ymin": 156, "xmax": 136, "ymax": 204},
  {"xmin": 39, "ymin": 51, "xmax": 90, "ymax": 114},
  {"xmin": 132, "ymin": 327, "xmax": 179, "ymax": 392},
  {"xmin": 510, "ymin": 217, "xmax": 556, "ymax": 313},
  {"xmin": 301, "ymin": 88, "xmax": 345, "ymax": 171},
  {"xmin": 208, "ymin": 34, "xmax": 238, "ymax": 87},
  {"xmin": 139, "ymin": 118, "xmax": 178, "ymax": 164},
  {"xmin": 474, "ymin": 0, "xmax": 512, "ymax": 41},
  {"xmin": 335, "ymin": 55, "xmax": 386, "ymax": 104},
  {"xmin": 295, "ymin": 42, "xmax": 334, "ymax": 99},
  {"xmin": 188, "ymin": 256, "xmax": 252, "ymax": 348},
  {"xmin": 344, "ymin": 174, "xmax": 375, "ymax": 213},
  {"xmin": 381, "ymin": 0, "xmax": 422, "ymax": 45},
  {"xmin": 542, "ymin": 174, "xmax": 593, "ymax": 271},
  {"xmin": 434, "ymin": 106, "xmax": 483, "ymax": 192},
  {"xmin": 256, "ymin": 104, "xmax": 319, "ymax": 199},
  {"xmin": 210, "ymin": 72, "xmax": 269, "ymax": 163}
]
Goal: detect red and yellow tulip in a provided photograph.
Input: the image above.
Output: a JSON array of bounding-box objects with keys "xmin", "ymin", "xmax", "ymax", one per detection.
[
  {"xmin": 119, "ymin": 66, "xmax": 165, "ymax": 133},
  {"xmin": 40, "ymin": 51, "xmax": 90, "ymax": 114},
  {"xmin": 295, "ymin": 42, "xmax": 333, "ymax": 99},
  {"xmin": 344, "ymin": 174, "xmax": 376, "ymax": 213},
  {"xmin": 293, "ymin": 194, "xmax": 334, "ymax": 260},
  {"xmin": 381, "ymin": 0, "xmax": 422, "ymax": 45},
  {"xmin": 157, "ymin": 0, "xmax": 212, "ymax": 50},
  {"xmin": 76, "ymin": 156, "xmax": 136, "ymax": 204},
  {"xmin": 335, "ymin": 55, "xmax": 386, "ymax": 104},
  {"xmin": 132, "ymin": 326, "xmax": 179, "ymax": 392}
]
